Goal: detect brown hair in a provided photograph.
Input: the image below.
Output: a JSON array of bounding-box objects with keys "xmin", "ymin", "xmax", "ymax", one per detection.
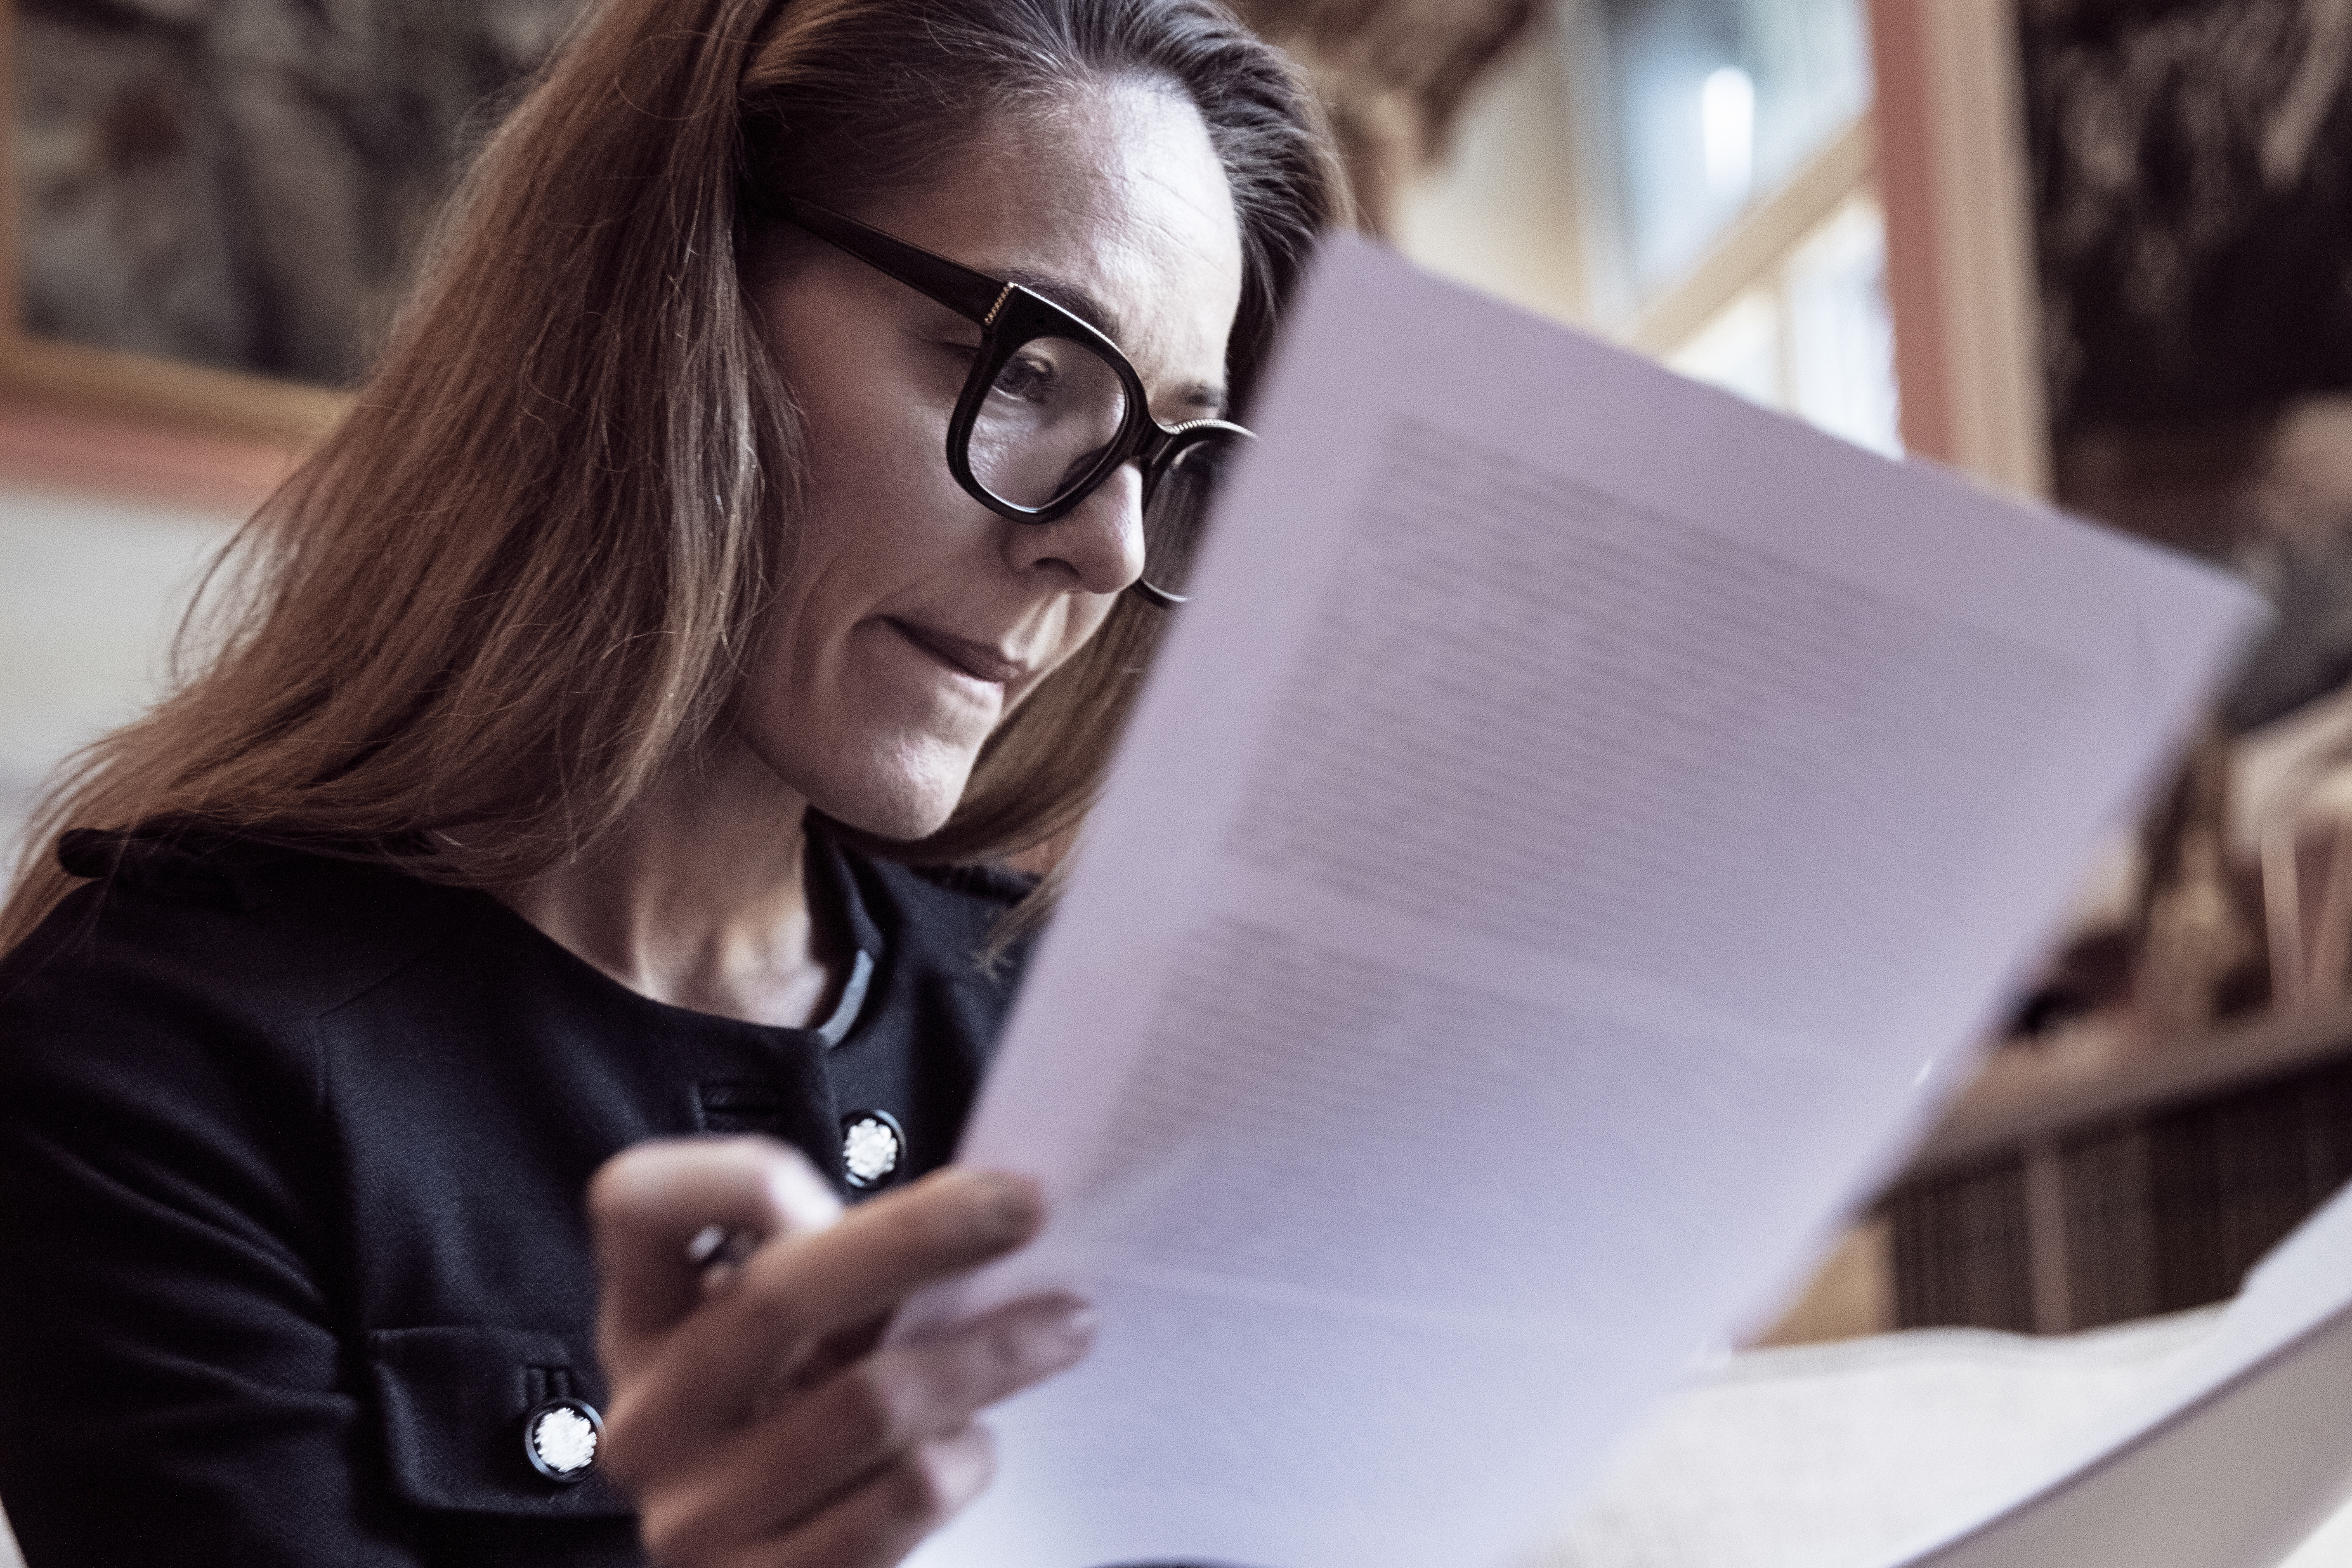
[{"xmin": 0, "ymin": 0, "xmax": 1345, "ymax": 952}]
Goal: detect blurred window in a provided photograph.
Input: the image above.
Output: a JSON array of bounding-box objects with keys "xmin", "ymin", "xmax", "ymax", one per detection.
[
  {"xmin": 1597, "ymin": 0, "xmax": 1873, "ymax": 291},
  {"xmin": 1666, "ymin": 192, "xmax": 1898, "ymax": 456},
  {"xmin": 1783, "ymin": 195, "xmax": 1898, "ymax": 454},
  {"xmin": 1395, "ymin": 0, "xmax": 1896, "ymax": 454}
]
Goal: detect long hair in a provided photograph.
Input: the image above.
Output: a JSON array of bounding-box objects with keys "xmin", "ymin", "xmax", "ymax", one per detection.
[{"xmin": 1, "ymin": 0, "xmax": 1345, "ymax": 953}]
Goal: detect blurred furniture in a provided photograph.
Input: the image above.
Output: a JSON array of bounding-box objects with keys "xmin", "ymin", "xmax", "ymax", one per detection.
[
  {"xmin": 1882, "ymin": 682, "xmax": 2352, "ymax": 1337},
  {"xmin": 1528, "ymin": 1301, "xmax": 2352, "ymax": 1568},
  {"xmin": 1886, "ymin": 1001, "xmax": 2352, "ymax": 1334}
]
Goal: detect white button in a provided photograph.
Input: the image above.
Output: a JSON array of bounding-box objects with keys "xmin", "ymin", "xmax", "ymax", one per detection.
[
  {"xmin": 840, "ymin": 1109, "xmax": 905, "ymax": 1190},
  {"xmin": 524, "ymin": 1398, "xmax": 602, "ymax": 1483}
]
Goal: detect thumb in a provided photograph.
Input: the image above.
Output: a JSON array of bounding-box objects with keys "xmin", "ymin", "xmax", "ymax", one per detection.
[{"xmin": 588, "ymin": 1136, "xmax": 842, "ymax": 1375}]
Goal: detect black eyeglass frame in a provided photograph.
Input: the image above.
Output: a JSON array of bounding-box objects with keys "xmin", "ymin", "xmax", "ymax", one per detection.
[{"xmin": 768, "ymin": 196, "xmax": 1251, "ymax": 609}]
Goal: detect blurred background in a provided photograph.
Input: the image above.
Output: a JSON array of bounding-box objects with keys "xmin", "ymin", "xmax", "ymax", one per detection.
[{"xmin": 8, "ymin": 0, "xmax": 2352, "ymax": 1374}]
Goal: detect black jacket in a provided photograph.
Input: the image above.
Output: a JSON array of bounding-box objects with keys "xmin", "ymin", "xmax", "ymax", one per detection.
[{"xmin": 0, "ymin": 827, "xmax": 1030, "ymax": 1567}]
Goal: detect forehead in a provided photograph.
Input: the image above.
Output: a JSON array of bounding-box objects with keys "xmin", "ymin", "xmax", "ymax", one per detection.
[{"xmin": 852, "ymin": 80, "xmax": 1243, "ymax": 378}]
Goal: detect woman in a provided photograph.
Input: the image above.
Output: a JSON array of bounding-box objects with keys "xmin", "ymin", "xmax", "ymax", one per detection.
[{"xmin": 0, "ymin": 0, "xmax": 1342, "ymax": 1561}]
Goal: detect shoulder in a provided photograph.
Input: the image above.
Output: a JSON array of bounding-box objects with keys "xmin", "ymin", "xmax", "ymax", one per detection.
[
  {"xmin": 1, "ymin": 827, "xmax": 472, "ymax": 1044},
  {"xmin": 0, "ymin": 829, "xmax": 513, "ymax": 1259},
  {"xmin": 0, "ymin": 832, "xmax": 492, "ymax": 1294}
]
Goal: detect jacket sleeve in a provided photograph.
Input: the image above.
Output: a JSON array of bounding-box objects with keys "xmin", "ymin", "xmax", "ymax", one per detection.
[{"xmin": 0, "ymin": 931, "xmax": 426, "ymax": 1568}]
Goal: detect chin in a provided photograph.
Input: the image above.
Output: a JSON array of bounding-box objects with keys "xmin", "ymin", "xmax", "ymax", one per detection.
[
  {"xmin": 808, "ymin": 745, "xmax": 977, "ymax": 844},
  {"xmin": 823, "ymin": 794, "xmax": 960, "ymax": 844}
]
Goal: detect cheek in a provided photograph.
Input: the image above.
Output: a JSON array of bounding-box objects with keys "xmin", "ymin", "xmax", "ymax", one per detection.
[
  {"xmin": 1001, "ymin": 594, "xmax": 1124, "ymax": 723},
  {"xmin": 723, "ymin": 422, "xmax": 1002, "ymax": 836},
  {"xmin": 731, "ymin": 607, "xmax": 999, "ymax": 841},
  {"xmin": 777, "ymin": 399, "xmax": 964, "ymax": 639},
  {"xmin": 1056, "ymin": 594, "xmax": 1120, "ymax": 666},
  {"xmin": 800, "ymin": 379, "xmax": 947, "ymax": 528}
]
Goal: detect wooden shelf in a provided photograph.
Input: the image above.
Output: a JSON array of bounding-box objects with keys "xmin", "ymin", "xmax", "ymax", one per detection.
[{"xmin": 1906, "ymin": 1000, "xmax": 2352, "ymax": 1181}]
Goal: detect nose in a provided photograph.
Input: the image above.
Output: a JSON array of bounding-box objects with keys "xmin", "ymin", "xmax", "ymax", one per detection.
[{"xmin": 1003, "ymin": 462, "xmax": 1147, "ymax": 596}]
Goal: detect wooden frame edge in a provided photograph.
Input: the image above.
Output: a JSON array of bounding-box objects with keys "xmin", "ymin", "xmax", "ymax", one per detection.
[
  {"xmin": 0, "ymin": 333, "xmax": 350, "ymax": 451},
  {"xmin": 1870, "ymin": 0, "xmax": 2051, "ymax": 498},
  {"xmin": 1903, "ymin": 999, "xmax": 2352, "ymax": 1183}
]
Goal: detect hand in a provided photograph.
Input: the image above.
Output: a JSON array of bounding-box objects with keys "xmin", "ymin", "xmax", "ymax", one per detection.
[{"xmin": 588, "ymin": 1138, "xmax": 1093, "ymax": 1567}]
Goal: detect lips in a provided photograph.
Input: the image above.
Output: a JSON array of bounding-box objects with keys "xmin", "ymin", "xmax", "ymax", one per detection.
[{"xmin": 885, "ymin": 619, "xmax": 1033, "ymax": 685}]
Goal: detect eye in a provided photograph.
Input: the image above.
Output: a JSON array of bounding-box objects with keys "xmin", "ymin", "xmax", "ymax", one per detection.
[{"xmin": 989, "ymin": 347, "xmax": 1058, "ymax": 405}]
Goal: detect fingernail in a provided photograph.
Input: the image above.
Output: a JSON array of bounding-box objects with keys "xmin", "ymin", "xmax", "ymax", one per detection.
[
  {"xmin": 1027, "ymin": 1299, "xmax": 1096, "ymax": 1362},
  {"xmin": 1051, "ymin": 1300, "xmax": 1096, "ymax": 1348}
]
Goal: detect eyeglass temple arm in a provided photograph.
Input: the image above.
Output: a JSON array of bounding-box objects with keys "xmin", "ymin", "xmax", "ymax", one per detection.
[{"xmin": 771, "ymin": 197, "xmax": 1008, "ymax": 325}]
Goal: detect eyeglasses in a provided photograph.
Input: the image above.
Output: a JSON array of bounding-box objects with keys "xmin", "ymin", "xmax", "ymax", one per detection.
[{"xmin": 767, "ymin": 196, "xmax": 1253, "ymax": 608}]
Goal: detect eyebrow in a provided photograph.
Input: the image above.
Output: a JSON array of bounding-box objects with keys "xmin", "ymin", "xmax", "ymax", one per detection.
[
  {"xmin": 1002, "ymin": 268, "xmax": 1230, "ymax": 419},
  {"xmin": 1004, "ymin": 269, "xmax": 1124, "ymax": 340}
]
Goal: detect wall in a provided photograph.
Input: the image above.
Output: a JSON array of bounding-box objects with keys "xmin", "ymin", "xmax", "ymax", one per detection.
[{"xmin": 0, "ymin": 403, "xmax": 276, "ymax": 876}]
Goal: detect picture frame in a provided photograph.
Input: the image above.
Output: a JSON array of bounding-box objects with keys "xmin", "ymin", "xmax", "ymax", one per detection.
[
  {"xmin": 0, "ymin": 0, "xmax": 586, "ymax": 454},
  {"xmin": 0, "ymin": 0, "xmax": 345, "ymax": 450}
]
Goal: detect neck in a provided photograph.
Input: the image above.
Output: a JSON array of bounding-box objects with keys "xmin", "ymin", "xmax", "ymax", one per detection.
[{"xmin": 495, "ymin": 738, "xmax": 841, "ymax": 1028}]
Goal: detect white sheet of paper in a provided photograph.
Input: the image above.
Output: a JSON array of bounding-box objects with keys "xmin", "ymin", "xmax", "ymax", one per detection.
[
  {"xmin": 1880, "ymin": 1180, "xmax": 2352, "ymax": 1568},
  {"xmin": 897, "ymin": 236, "xmax": 2266, "ymax": 1568}
]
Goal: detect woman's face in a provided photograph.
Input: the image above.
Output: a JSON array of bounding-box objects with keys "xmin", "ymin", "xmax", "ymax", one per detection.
[{"xmin": 739, "ymin": 82, "xmax": 1244, "ymax": 841}]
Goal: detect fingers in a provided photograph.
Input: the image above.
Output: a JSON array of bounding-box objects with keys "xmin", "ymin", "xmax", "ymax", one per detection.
[
  {"xmin": 741, "ymin": 1166, "xmax": 1044, "ymax": 1347},
  {"xmin": 613, "ymin": 1165, "xmax": 1047, "ymax": 1455},
  {"xmin": 591, "ymin": 1138, "xmax": 843, "ymax": 1370},
  {"xmin": 756, "ymin": 1426, "xmax": 996, "ymax": 1568},
  {"xmin": 631, "ymin": 1295, "xmax": 1089, "ymax": 1565},
  {"xmin": 643, "ymin": 1426, "xmax": 998, "ymax": 1568},
  {"xmin": 588, "ymin": 1140, "xmax": 1088, "ymax": 1568}
]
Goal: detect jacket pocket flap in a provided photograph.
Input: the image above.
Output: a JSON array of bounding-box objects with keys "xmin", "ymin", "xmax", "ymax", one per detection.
[{"xmin": 367, "ymin": 1325, "xmax": 635, "ymax": 1518}]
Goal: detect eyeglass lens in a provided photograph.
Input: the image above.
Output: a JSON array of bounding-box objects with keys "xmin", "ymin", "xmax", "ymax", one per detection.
[
  {"xmin": 962, "ymin": 330, "xmax": 1240, "ymax": 600},
  {"xmin": 1139, "ymin": 431, "xmax": 1240, "ymax": 599},
  {"xmin": 965, "ymin": 334, "xmax": 1129, "ymax": 511}
]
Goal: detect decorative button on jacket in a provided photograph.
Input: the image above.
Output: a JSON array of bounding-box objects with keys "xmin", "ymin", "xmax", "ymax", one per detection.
[
  {"xmin": 840, "ymin": 1108, "xmax": 907, "ymax": 1190},
  {"xmin": 525, "ymin": 1400, "xmax": 605, "ymax": 1484}
]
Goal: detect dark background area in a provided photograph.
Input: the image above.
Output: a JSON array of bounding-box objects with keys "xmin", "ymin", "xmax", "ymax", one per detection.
[
  {"xmin": 2022, "ymin": 0, "xmax": 2352, "ymax": 734},
  {"xmin": 2024, "ymin": 0, "xmax": 2352, "ymax": 433},
  {"xmin": 15, "ymin": 0, "xmax": 589, "ymax": 387}
]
